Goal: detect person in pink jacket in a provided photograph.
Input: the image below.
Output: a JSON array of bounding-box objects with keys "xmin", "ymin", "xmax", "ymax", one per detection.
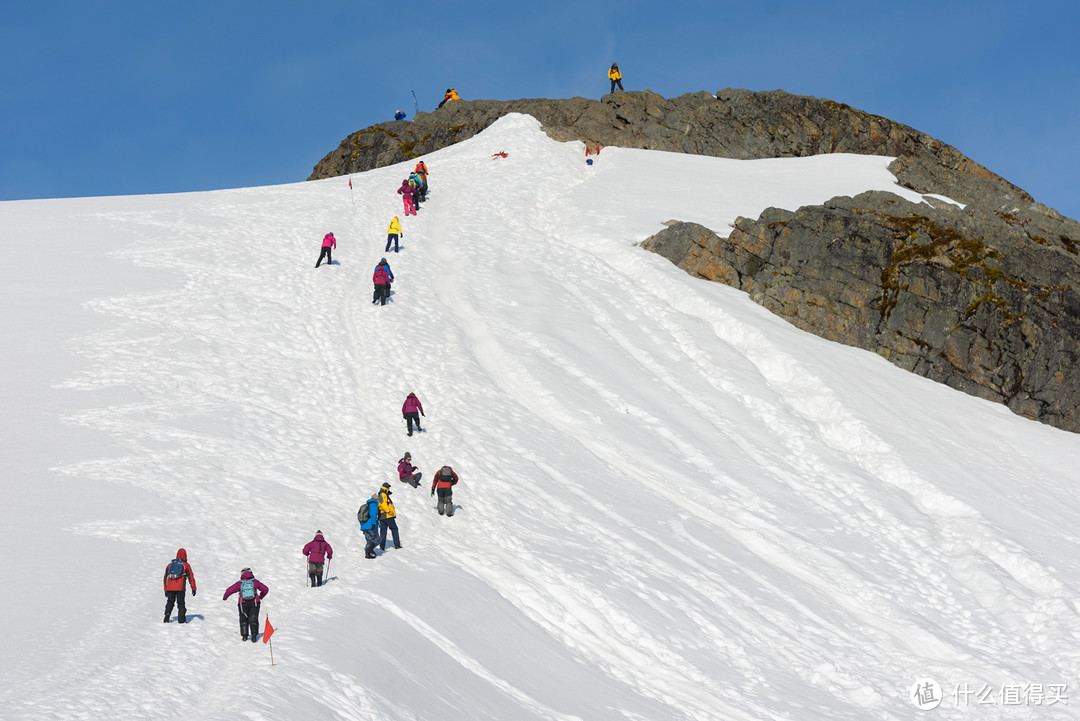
[
  {"xmin": 316, "ymin": 232, "xmax": 337, "ymax": 268},
  {"xmin": 398, "ymin": 451, "xmax": 421, "ymax": 487},
  {"xmin": 397, "ymin": 180, "xmax": 416, "ymax": 216},
  {"xmin": 402, "ymin": 392, "xmax": 424, "ymax": 436},
  {"xmin": 302, "ymin": 531, "xmax": 334, "ymax": 587},
  {"xmin": 222, "ymin": 567, "xmax": 269, "ymax": 642}
]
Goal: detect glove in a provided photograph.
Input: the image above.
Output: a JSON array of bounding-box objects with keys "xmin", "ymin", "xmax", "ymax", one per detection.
[
  {"xmin": 430, "ymin": 490, "xmax": 435, "ymax": 497},
  {"xmin": 421, "ymin": 412, "xmax": 425, "ymax": 416},
  {"xmin": 191, "ymin": 590, "xmax": 197, "ymax": 596}
]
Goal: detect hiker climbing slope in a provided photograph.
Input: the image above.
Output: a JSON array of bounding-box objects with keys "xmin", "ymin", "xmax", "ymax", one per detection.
[
  {"xmin": 222, "ymin": 567, "xmax": 269, "ymax": 642},
  {"xmin": 163, "ymin": 548, "xmax": 197, "ymax": 624}
]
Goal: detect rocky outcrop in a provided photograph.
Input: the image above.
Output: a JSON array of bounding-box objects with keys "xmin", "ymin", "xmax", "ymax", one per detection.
[
  {"xmin": 309, "ymin": 89, "xmax": 1028, "ymax": 212},
  {"xmin": 641, "ymin": 193, "xmax": 1080, "ymax": 432}
]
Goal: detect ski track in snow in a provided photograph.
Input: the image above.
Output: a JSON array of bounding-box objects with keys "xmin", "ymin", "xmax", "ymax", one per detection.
[{"xmin": 6, "ymin": 114, "xmax": 1080, "ymax": 720}]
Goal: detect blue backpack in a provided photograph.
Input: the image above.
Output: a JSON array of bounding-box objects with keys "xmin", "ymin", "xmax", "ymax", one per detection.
[
  {"xmin": 240, "ymin": 577, "xmax": 257, "ymax": 601},
  {"xmin": 167, "ymin": 558, "xmax": 185, "ymax": 580}
]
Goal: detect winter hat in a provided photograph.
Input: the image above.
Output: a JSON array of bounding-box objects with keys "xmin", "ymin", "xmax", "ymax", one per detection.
[
  {"xmin": 241, "ymin": 567, "xmax": 251, "ymax": 574},
  {"xmin": 403, "ymin": 452, "xmax": 411, "ymax": 460},
  {"xmin": 316, "ymin": 530, "xmax": 322, "ymax": 535},
  {"xmin": 381, "ymin": 482, "xmax": 391, "ymax": 489},
  {"xmin": 380, "ymin": 257, "xmax": 387, "ymax": 264}
]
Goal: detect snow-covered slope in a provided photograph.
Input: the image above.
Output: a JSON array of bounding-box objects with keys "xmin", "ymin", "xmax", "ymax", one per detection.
[{"xmin": 3, "ymin": 114, "xmax": 1080, "ymax": 720}]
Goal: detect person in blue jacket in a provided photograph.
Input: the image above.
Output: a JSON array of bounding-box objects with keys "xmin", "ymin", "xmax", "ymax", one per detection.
[{"xmin": 358, "ymin": 493, "xmax": 381, "ymax": 558}]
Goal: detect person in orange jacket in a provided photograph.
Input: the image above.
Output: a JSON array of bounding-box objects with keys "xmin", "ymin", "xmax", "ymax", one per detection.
[{"xmin": 163, "ymin": 548, "xmax": 197, "ymax": 624}]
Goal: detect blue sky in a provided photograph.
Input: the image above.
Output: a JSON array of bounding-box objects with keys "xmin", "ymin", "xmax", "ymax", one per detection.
[{"xmin": 3, "ymin": 1, "xmax": 1078, "ymax": 219}]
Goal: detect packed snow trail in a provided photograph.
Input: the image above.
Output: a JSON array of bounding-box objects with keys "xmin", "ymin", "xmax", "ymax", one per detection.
[{"xmin": 3, "ymin": 115, "xmax": 1080, "ymax": 720}]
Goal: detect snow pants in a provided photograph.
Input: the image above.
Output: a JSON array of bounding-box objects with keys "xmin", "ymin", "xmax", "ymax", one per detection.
[
  {"xmin": 363, "ymin": 526, "xmax": 379, "ymax": 557},
  {"xmin": 373, "ymin": 283, "xmax": 389, "ymax": 305},
  {"xmin": 164, "ymin": 590, "xmax": 187, "ymax": 623},
  {"xmin": 402, "ymin": 196, "xmax": 416, "ymax": 215},
  {"xmin": 436, "ymin": 487, "xmax": 454, "ymax": 516},
  {"xmin": 379, "ymin": 517, "xmax": 401, "ymax": 549},
  {"xmin": 610, "ymin": 78, "xmax": 624, "ymax": 93},
  {"xmin": 385, "ymin": 233, "xmax": 399, "ymax": 252},
  {"xmin": 316, "ymin": 246, "xmax": 333, "ymax": 267},
  {"xmin": 238, "ymin": 601, "xmax": 260, "ymax": 640},
  {"xmin": 404, "ymin": 412, "xmax": 422, "ymax": 435},
  {"xmin": 307, "ymin": 561, "xmax": 324, "ymax": 587}
]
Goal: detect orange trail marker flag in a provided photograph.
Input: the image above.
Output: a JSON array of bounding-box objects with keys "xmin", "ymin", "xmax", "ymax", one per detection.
[{"xmin": 264, "ymin": 616, "xmax": 276, "ymax": 666}]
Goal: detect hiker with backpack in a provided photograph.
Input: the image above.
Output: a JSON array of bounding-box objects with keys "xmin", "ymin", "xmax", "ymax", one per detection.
[
  {"xmin": 377, "ymin": 482, "xmax": 402, "ymax": 550},
  {"xmin": 373, "ymin": 258, "xmax": 393, "ymax": 305},
  {"xmin": 358, "ymin": 493, "xmax": 381, "ymax": 558},
  {"xmin": 386, "ymin": 216, "xmax": 403, "ymax": 253},
  {"xmin": 316, "ymin": 232, "xmax": 337, "ymax": 268},
  {"xmin": 397, "ymin": 179, "xmax": 417, "ymax": 216},
  {"xmin": 402, "ymin": 392, "xmax": 424, "ymax": 436},
  {"xmin": 431, "ymin": 465, "xmax": 459, "ymax": 517},
  {"xmin": 398, "ymin": 451, "xmax": 421, "ymax": 487},
  {"xmin": 222, "ymin": 567, "xmax": 269, "ymax": 642},
  {"xmin": 163, "ymin": 548, "xmax": 197, "ymax": 624},
  {"xmin": 302, "ymin": 530, "xmax": 334, "ymax": 587}
]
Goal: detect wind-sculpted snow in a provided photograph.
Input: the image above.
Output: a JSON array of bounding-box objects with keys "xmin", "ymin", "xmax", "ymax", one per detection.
[{"xmin": 2, "ymin": 114, "xmax": 1080, "ymax": 720}]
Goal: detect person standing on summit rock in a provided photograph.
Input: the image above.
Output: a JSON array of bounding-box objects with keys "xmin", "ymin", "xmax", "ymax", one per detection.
[{"xmin": 608, "ymin": 63, "xmax": 624, "ymax": 93}]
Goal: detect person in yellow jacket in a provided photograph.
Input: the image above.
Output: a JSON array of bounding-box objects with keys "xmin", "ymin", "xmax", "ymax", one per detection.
[
  {"xmin": 377, "ymin": 482, "xmax": 401, "ymax": 550},
  {"xmin": 608, "ymin": 63, "xmax": 624, "ymax": 93},
  {"xmin": 386, "ymin": 216, "xmax": 403, "ymax": 253},
  {"xmin": 437, "ymin": 88, "xmax": 460, "ymax": 109}
]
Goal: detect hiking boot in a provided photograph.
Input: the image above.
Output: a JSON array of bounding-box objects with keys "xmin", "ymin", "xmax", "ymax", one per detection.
[
  {"xmin": 242, "ymin": 635, "xmax": 248, "ymax": 641},
  {"xmin": 163, "ymin": 616, "xmax": 169, "ymax": 623},
  {"xmin": 251, "ymin": 636, "xmax": 258, "ymax": 643},
  {"xmin": 179, "ymin": 618, "xmax": 186, "ymax": 624},
  {"xmin": 395, "ymin": 544, "xmax": 403, "ymax": 549}
]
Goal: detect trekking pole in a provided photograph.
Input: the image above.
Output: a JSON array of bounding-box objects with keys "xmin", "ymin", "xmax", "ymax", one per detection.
[{"xmin": 325, "ymin": 558, "xmax": 331, "ymax": 583}]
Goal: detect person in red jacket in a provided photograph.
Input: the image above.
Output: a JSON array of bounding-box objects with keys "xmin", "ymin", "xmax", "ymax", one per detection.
[
  {"xmin": 373, "ymin": 260, "xmax": 392, "ymax": 306},
  {"xmin": 402, "ymin": 392, "xmax": 424, "ymax": 436},
  {"xmin": 163, "ymin": 547, "xmax": 197, "ymax": 624},
  {"xmin": 430, "ymin": 465, "xmax": 458, "ymax": 517}
]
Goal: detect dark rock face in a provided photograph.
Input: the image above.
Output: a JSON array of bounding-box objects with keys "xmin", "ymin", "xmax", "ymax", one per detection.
[
  {"xmin": 641, "ymin": 193, "xmax": 1080, "ymax": 432},
  {"xmin": 309, "ymin": 89, "xmax": 1027, "ymax": 211}
]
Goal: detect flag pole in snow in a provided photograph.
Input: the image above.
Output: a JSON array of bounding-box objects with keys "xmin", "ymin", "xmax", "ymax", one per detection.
[
  {"xmin": 264, "ymin": 616, "xmax": 276, "ymax": 666},
  {"xmin": 349, "ymin": 176, "xmax": 354, "ymax": 205}
]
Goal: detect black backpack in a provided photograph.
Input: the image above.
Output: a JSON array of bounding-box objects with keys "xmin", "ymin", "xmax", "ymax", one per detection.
[
  {"xmin": 357, "ymin": 501, "xmax": 372, "ymax": 524},
  {"xmin": 439, "ymin": 466, "xmax": 456, "ymax": 484}
]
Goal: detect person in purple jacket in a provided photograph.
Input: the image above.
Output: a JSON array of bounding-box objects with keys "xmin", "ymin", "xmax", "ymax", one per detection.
[
  {"xmin": 302, "ymin": 531, "xmax": 334, "ymax": 587},
  {"xmin": 316, "ymin": 232, "xmax": 337, "ymax": 268},
  {"xmin": 398, "ymin": 451, "xmax": 421, "ymax": 487},
  {"xmin": 398, "ymin": 179, "xmax": 417, "ymax": 216},
  {"xmin": 222, "ymin": 567, "xmax": 269, "ymax": 642},
  {"xmin": 402, "ymin": 392, "xmax": 424, "ymax": 436}
]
